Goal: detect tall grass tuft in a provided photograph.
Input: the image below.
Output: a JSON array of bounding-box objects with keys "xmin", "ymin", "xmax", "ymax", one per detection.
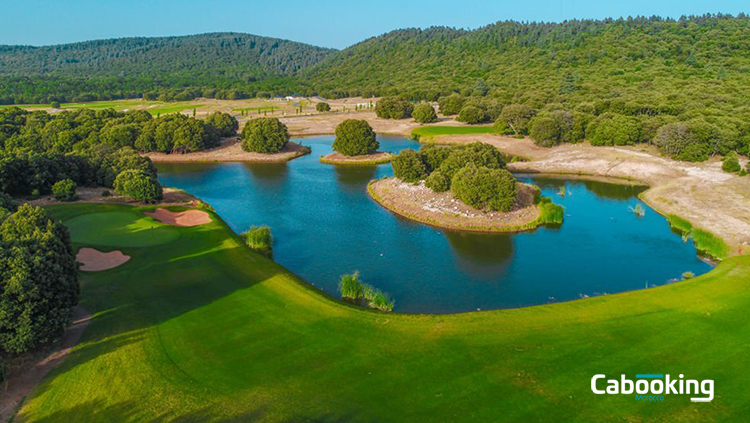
[
  {"xmin": 666, "ymin": 214, "xmax": 728, "ymax": 260},
  {"xmin": 538, "ymin": 197, "xmax": 564, "ymax": 225},
  {"xmin": 338, "ymin": 271, "xmax": 395, "ymax": 312},
  {"xmin": 243, "ymin": 226, "xmax": 273, "ymax": 258}
]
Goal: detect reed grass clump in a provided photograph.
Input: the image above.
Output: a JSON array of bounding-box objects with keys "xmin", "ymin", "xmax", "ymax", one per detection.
[
  {"xmin": 338, "ymin": 272, "xmax": 395, "ymax": 312},
  {"xmin": 666, "ymin": 214, "xmax": 728, "ymax": 260},
  {"xmin": 243, "ymin": 226, "xmax": 273, "ymax": 258},
  {"xmin": 538, "ymin": 197, "xmax": 564, "ymax": 225}
]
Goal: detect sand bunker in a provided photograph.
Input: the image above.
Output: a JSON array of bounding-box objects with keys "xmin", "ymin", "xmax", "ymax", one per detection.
[
  {"xmin": 77, "ymin": 248, "xmax": 130, "ymax": 271},
  {"xmin": 144, "ymin": 208, "xmax": 212, "ymax": 227}
]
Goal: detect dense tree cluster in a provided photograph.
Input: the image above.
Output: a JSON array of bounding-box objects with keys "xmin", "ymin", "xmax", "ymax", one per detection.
[
  {"xmin": 332, "ymin": 120, "xmax": 378, "ymax": 156},
  {"xmin": 412, "ymin": 103, "xmax": 438, "ymax": 124},
  {"xmin": 375, "ymin": 97, "xmax": 413, "ymax": 119},
  {"xmin": 241, "ymin": 118, "xmax": 290, "ymax": 153},
  {"xmin": 0, "ymin": 205, "xmax": 79, "ymax": 354},
  {"xmin": 390, "ymin": 143, "xmax": 516, "ymax": 210},
  {"xmin": 113, "ymin": 169, "xmax": 162, "ymax": 202}
]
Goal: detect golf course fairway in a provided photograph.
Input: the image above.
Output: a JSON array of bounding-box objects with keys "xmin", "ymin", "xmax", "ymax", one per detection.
[{"xmin": 16, "ymin": 203, "xmax": 750, "ymax": 422}]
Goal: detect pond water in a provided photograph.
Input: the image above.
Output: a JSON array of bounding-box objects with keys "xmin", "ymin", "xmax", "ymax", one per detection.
[{"xmin": 156, "ymin": 136, "xmax": 713, "ymax": 314}]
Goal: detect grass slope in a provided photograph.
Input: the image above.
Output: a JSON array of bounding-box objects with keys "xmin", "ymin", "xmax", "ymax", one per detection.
[
  {"xmin": 411, "ymin": 125, "xmax": 497, "ymax": 141},
  {"xmin": 17, "ymin": 203, "xmax": 750, "ymax": 422}
]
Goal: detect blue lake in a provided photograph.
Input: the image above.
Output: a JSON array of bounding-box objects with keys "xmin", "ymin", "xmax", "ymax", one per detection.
[{"xmin": 156, "ymin": 136, "xmax": 713, "ymax": 313}]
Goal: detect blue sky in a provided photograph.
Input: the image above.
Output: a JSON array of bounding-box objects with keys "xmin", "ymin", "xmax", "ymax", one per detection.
[{"xmin": 0, "ymin": 0, "xmax": 746, "ymax": 48}]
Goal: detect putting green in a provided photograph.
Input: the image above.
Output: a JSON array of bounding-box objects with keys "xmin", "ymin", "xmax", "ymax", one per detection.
[
  {"xmin": 18, "ymin": 203, "xmax": 750, "ymax": 422},
  {"xmin": 64, "ymin": 211, "xmax": 180, "ymax": 247}
]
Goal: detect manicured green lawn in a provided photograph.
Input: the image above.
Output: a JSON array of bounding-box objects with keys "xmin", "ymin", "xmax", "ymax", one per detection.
[
  {"xmin": 64, "ymin": 210, "xmax": 180, "ymax": 247},
  {"xmin": 147, "ymin": 103, "xmax": 204, "ymax": 116},
  {"xmin": 411, "ymin": 125, "xmax": 498, "ymax": 140},
  {"xmin": 0, "ymin": 100, "xmax": 201, "ymax": 115},
  {"xmin": 17, "ymin": 203, "xmax": 750, "ymax": 422}
]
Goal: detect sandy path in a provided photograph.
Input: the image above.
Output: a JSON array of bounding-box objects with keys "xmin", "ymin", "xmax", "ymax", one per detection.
[
  {"xmin": 0, "ymin": 306, "xmax": 90, "ymax": 422},
  {"xmin": 145, "ymin": 139, "xmax": 309, "ymax": 163},
  {"xmin": 144, "ymin": 208, "xmax": 212, "ymax": 227},
  {"xmin": 77, "ymin": 248, "xmax": 130, "ymax": 271}
]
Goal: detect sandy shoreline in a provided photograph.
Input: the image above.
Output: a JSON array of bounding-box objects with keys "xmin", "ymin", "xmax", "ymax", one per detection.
[
  {"xmin": 369, "ymin": 178, "xmax": 542, "ymax": 232},
  {"xmin": 144, "ymin": 139, "xmax": 310, "ymax": 163},
  {"xmin": 320, "ymin": 151, "xmax": 394, "ymax": 165}
]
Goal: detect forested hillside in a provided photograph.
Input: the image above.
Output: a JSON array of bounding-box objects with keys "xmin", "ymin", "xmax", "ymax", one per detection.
[{"xmin": 0, "ymin": 33, "xmax": 334, "ymax": 103}]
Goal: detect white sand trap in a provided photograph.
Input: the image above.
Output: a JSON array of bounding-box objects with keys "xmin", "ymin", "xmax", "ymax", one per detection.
[
  {"xmin": 144, "ymin": 208, "xmax": 212, "ymax": 227},
  {"xmin": 77, "ymin": 248, "xmax": 130, "ymax": 271}
]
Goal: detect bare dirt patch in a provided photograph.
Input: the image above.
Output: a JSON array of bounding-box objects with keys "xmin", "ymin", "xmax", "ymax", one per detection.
[
  {"xmin": 144, "ymin": 138, "xmax": 310, "ymax": 163},
  {"xmin": 280, "ymin": 111, "xmax": 460, "ymax": 137},
  {"xmin": 76, "ymin": 247, "xmax": 131, "ymax": 271},
  {"xmin": 320, "ymin": 151, "xmax": 394, "ymax": 165},
  {"xmin": 144, "ymin": 208, "xmax": 212, "ymax": 227},
  {"xmin": 423, "ymin": 134, "xmax": 750, "ymax": 252},
  {"xmin": 0, "ymin": 306, "xmax": 90, "ymax": 422},
  {"xmin": 369, "ymin": 178, "xmax": 540, "ymax": 232}
]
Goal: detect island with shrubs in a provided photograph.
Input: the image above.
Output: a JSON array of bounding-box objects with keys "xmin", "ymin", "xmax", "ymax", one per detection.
[
  {"xmin": 368, "ymin": 142, "xmax": 564, "ymax": 232},
  {"xmin": 319, "ymin": 119, "xmax": 394, "ymax": 165}
]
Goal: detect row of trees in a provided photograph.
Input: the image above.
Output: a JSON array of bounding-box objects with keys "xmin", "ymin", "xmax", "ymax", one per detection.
[{"xmin": 392, "ymin": 143, "xmax": 517, "ymax": 212}]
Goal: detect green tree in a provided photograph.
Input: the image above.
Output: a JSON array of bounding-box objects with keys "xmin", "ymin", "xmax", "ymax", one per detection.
[
  {"xmin": 0, "ymin": 192, "xmax": 18, "ymax": 212},
  {"xmin": 496, "ymin": 104, "xmax": 536, "ymax": 135},
  {"xmin": 204, "ymin": 112, "xmax": 239, "ymax": 137},
  {"xmin": 425, "ymin": 170, "xmax": 450, "ymax": 192},
  {"xmin": 375, "ymin": 96, "xmax": 413, "ymax": 119},
  {"xmin": 412, "ymin": 103, "xmax": 438, "ymax": 123},
  {"xmin": 113, "ymin": 169, "xmax": 163, "ymax": 202},
  {"xmin": 419, "ymin": 145, "xmax": 452, "ymax": 173},
  {"xmin": 52, "ymin": 179, "xmax": 77, "ymax": 201},
  {"xmin": 332, "ymin": 119, "xmax": 378, "ymax": 156},
  {"xmin": 456, "ymin": 105, "xmax": 487, "ymax": 124},
  {"xmin": 437, "ymin": 142, "xmax": 507, "ymax": 181},
  {"xmin": 316, "ymin": 102, "xmax": 331, "ymax": 112},
  {"xmin": 587, "ymin": 113, "xmax": 641, "ymax": 146},
  {"xmin": 437, "ymin": 94, "xmax": 466, "ymax": 116},
  {"xmin": 450, "ymin": 163, "xmax": 517, "ymax": 212},
  {"xmin": 391, "ymin": 149, "xmax": 427, "ymax": 182},
  {"xmin": 0, "ymin": 205, "xmax": 79, "ymax": 354},
  {"xmin": 241, "ymin": 118, "xmax": 290, "ymax": 153},
  {"xmin": 722, "ymin": 152, "xmax": 741, "ymax": 173}
]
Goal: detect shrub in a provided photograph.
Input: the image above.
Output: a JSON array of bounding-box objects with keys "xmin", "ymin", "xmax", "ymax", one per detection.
[
  {"xmin": 529, "ymin": 116, "xmax": 561, "ymax": 147},
  {"xmin": 204, "ymin": 112, "xmax": 239, "ymax": 137},
  {"xmin": 375, "ymin": 96, "xmax": 413, "ymax": 119},
  {"xmin": 450, "ymin": 163, "xmax": 517, "ymax": 212},
  {"xmin": 722, "ymin": 152, "xmax": 741, "ymax": 173},
  {"xmin": 50, "ymin": 101, "xmax": 61, "ymax": 109},
  {"xmin": 419, "ymin": 145, "xmax": 452, "ymax": 173},
  {"xmin": 392, "ymin": 149, "xmax": 427, "ymax": 182},
  {"xmin": 0, "ymin": 192, "xmax": 17, "ymax": 213},
  {"xmin": 496, "ymin": 104, "xmax": 535, "ymax": 135},
  {"xmin": 437, "ymin": 142, "xmax": 507, "ymax": 180},
  {"xmin": 333, "ymin": 119, "xmax": 378, "ymax": 156},
  {"xmin": 316, "ymin": 102, "xmax": 331, "ymax": 112},
  {"xmin": 538, "ymin": 197, "xmax": 564, "ymax": 224},
  {"xmin": 52, "ymin": 179, "xmax": 78, "ymax": 201},
  {"xmin": 0, "ymin": 205, "xmax": 79, "ymax": 353},
  {"xmin": 456, "ymin": 105, "xmax": 486, "ymax": 124},
  {"xmin": 113, "ymin": 169, "xmax": 163, "ymax": 202},
  {"xmin": 425, "ymin": 170, "xmax": 450, "ymax": 192},
  {"xmin": 243, "ymin": 226, "xmax": 273, "ymax": 258},
  {"xmin": 241, "ymin": 118, "xmax": 290, "ymax": 153},
  {"xmin": 587, "ymin": 113, "xmax": 641, "ymax": 146},
  {"xmin": 438, "ymin": 94, "xmax": 466, "ymax": 116},
  {"xmin": 412, "ymin": 103, "xmax": 438, "ymax": 123}
]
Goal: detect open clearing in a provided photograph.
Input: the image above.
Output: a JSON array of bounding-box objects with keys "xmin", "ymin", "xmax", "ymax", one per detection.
[{"xmin": 12, "ymin": 202, "xmax": 750, "ymax": 422}]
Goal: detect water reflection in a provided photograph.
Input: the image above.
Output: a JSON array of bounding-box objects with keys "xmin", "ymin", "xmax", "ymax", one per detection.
[
  {"xmin": 444, "ymin": 231, "xmax": 514, "ymax": 279},
  {"xmin": 333, "ymin": 165, "xmax": 377, "ymax": 189}
]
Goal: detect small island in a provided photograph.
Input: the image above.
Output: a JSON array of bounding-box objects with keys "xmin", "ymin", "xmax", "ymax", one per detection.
[
  {"xmin": 319, "ymin": 119, "xmax": 393, "ymax": 165},
  {"xmin": 368, "ymin": 143, "xmax": 563, "ymax": 232}
]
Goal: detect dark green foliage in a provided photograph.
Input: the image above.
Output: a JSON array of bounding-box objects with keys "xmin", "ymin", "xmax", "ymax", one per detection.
[
  {"xmin": 243, "ymin": 226, "xmax": 273, "ymax": 258},
  {"xmin": 52, "ymin": 179, "xmax": 78, "ymax": 202},
  {"xmin": 438, "ymin": 94, "xmax": 466, "ymax": 116},
  {"xmin": 437, "ymin": 142, "xmax": 507, "ymax": 181},
  {"xmin": 0, "ymin": 192, "xmax": 17, "ymax": 212},
  {"xmin": 412, "ymin": 103, "xmax": 437, "ymax": 123},
  {"xmin": 50, "ymin": 101, "xmax": 61, "ymax": 109},
  {"xmin": 241, "ymin": 118, "xmax": 290, "ymax": 154},
  {"xmin": 587, "ymin": 113, "xmax": 641, "ymax": 146},
  {"xmin": 651, "ymin": 120, "xmax": 723, "ymax": 162},
  {"xmin": 0, "ymin": 33, "xmax": 333, "ymax": 104},
  {"xmin": 316, "ymin": 102, "xmax": 331, "ymax": 112},
  {"xmin": 375, "ymin": 97, "xmax": 413, "ymax": 119},
  {"xmin": 113, "ymin": 169, "xmax": 163, "ymax": 202},
  {"xmin": 332, "ymin": 119, "xmax": 378, "ymax": 156},
  {"xmin": 0, "ymin": 205, "xmax": 79, "ymax": 353},
  {"xmin": 391, "ymin": 149, "xmax": 427, "ymax": 182},
  {"xmin": 495, "ymin": 104, "xmax": 535, "ymax": 135},
  {"xmin": 450, "ymin": 163, "xmax": 517, "ymax": 212},
  {"xmin": 530, "ymin": 110, "xmax": 590, "ymax": 147},
  {"xmin": 418, "ymin": 145, "xmax": 452, "ymax": 173},
  {"xmin": 457, "ymin": 106, "xmax": 486, "ymax": 124},
  {"xmin": 722, "ymin": 152, "xmax": 741, "ymax": 173},
  {"xmin": 204, "ymin": 112, "xmax": 239, "ymax": 138},
  {"xmin": 425, "ymin": 170, "xmax": 450, "ymax": 192}
]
